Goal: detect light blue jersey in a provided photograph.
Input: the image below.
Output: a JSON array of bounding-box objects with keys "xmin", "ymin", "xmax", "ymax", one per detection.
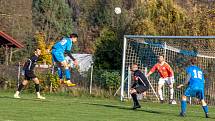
[
  {"xmin": 52, "ymin": 38, "xmax": 73, "ymax": 52},
  {"xmin": 186, "ymin": 65, "xmax": 204, "ymax": 89},
  {"xmin": 51, "ymin": 38, "xmax": 73, "ymax": 62}
]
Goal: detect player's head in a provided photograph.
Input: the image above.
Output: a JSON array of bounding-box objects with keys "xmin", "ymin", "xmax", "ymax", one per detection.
[
  {"xmin": 131, "ymin": 63, "xmax": 138, "ymax": 71},
  {"xmin": 158, "ymin": 55, "xmax": 165, "ymax": 63},
  {"xmin": 34, "ymin": 48, "xmax": 41, "ymax": 56},
  {"xmin": 190, "ymin": 58, "xmax": 197, "ymax": 65},
  {"xmin": 70, "ymin": 33, "xmax": 78, "ymax": 43}
]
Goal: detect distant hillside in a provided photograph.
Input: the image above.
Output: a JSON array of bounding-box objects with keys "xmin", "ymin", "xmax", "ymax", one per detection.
[
  {"xmin": 175, "ymin": 0, "xmax": 215, "ymax": 9},
  {"xmin": 0, "ymin": 0, "xmax": 32, "ymax": 42}
]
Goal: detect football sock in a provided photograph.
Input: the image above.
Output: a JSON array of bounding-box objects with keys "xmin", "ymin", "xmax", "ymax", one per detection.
[
  {"xmin": 18, "ymin": 83, "xmax": 24, "ymax": 92},
  {"xmin": 170, "ymin": 88, "xmax": 174, "ymax": 100},
  {"xmin": 57, "ymin": 67, "xmax": 63, "ymax": 79},
  {"xmin": 131, "ymin": 93, "xmax": 139, "ymax": 105},
  {"xmin": 35, "ymin": 84, "xmax": 40, "ymax": 92},
  {"xmin": 158, "ymin": 89, "xmax": 164, "ymax": 100},
  {"xmin": 181, "ymin": 100, "xmax": 187, "ymax": 113},
  {"xmin": 202, "ymin": 105, "xmax": 209, "ymax": 114},
  {"xmin": 65, "ymin": 68, "xmax": 71, "ymax": 80}
]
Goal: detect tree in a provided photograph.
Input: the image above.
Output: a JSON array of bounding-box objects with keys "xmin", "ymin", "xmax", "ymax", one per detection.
[
  {"xmin": 93, "ymin": 27, "xmax": 121, "ymax": 69},
  {"xmin": 32, "ymin": 0, "xmax": 73, "ymax": 41},
  {"xmin": 34, "ymin": 32, "xmax": 54, "ymax": 64},
  {"xmin": 130, "ymin": 0, "xmax": 188, "ymax": 36}
]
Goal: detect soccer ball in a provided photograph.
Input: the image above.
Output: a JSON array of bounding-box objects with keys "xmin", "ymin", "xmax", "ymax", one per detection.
[{"xmin": 114, "ymin": 7, "xmax": 121, "ymax": 14}]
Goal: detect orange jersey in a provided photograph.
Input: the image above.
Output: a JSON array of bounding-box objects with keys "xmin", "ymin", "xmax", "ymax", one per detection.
[{"xmin": 149, "ymin": 62, "xmax": 174, "ymax": 78}]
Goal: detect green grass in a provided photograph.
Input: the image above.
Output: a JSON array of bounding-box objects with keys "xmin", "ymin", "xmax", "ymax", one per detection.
[{"xmin": 0, "ymin": 91, "xmax": 214, "ymax": 121}]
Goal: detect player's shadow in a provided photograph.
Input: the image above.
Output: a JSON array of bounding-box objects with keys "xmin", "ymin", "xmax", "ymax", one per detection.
[
  {"xmin": 0, "ymin": 95, "xmax": 51, "ymax": 102},
  {"xmin": 87, "ymin": 103, "xmax": 131, "ymax": 110},
  {"xmin": 87, "ymin": 103, "xmax": 166, "ymax": 115}
]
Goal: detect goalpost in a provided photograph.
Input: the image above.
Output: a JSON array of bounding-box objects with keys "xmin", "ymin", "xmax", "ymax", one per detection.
[{"xmin": 121, "ymin": 35, "xmax": 215, "ymax": 104}]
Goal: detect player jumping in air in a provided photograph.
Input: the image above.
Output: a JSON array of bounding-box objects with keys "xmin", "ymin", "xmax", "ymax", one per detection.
[
  {"xmin": 177, "ymin": 59, "xmax": 209, "ymax": 118},
  {"xmin": 146, "ymin": 55, "xmax": 176, "ymax": 104},
  {"xmin": 130, "ymin": 64, "xmax": 149, "ymax": 110},
  {"xmin": 14, "ymin": 48, "xmax": 45, "ymax": 99},
  {"xmin": 51, "ymin": 33, "xmax": 78, "ymax": 86}
]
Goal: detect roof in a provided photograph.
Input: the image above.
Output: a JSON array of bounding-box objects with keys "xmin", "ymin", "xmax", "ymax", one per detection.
[{"xmin": 0, "ymin": 31, "xmax": 24, "ymax": 48}]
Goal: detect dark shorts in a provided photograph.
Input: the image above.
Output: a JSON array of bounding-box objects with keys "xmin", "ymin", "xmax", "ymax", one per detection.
[
  {"xmin": 24, "ymin": 71, "xmax": 37, "ymax": 80},
  {"xmin": 135, "ymin": 85, "xmax": 149, "ymax": 94}
]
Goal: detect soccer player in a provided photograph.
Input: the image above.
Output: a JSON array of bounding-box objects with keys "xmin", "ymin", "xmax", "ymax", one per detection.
[
  {"xmin": 146, "ymin": 55, "xmax": 176, "ymax": 104},
  {"xmin": 52, "ymin": 33, "xmax": 78, "ymax": 86},
  {"xmin": 14, "ymin": 48, "xmax": 45, "ymax": 99},
  {"xmin": 177, "ymin": 58, "xmax": 209, "ymax": 118},
  {"xmin": 130, "ymin": 64, "xmax": 149, "ymax": 110}
]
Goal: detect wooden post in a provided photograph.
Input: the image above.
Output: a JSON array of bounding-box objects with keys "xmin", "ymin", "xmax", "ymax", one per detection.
[
  {"xmin": 9, "ymin": 47, "xmax": 13, "ymax": 63},
  {"xmin": 4, "ymin": 45, "xmax": 9, "ymax": 65}
]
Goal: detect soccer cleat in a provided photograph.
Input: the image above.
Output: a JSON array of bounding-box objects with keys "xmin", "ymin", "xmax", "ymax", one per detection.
[
  {"xmin": 37, "ymin": 95, "xmax": 46, "ymax": 99},
  {"xmin": 14, "ymin": 94, "xmax": 21, "ymax": 99},
  {"xmin": 169, "ymin": 99, "xmax": 177, "ymax": 104},
  {"xmin": 65, "ymin": 81, "xmax": 76, "ymax": 87},
  {"xmin": 205, "ymin": 113, "xmax": 209, "ymax": 118},
  {"xmin": 67, "ymin": 83, "xmax": 76, "ymax": 87},
  {"xmin": 179, "ymin": 112, "xmax": 186, "ymax": 117},
  {"xmin": 63, "ymin": 80, "xmax": 67, "ymax": 84},
  {"xmin": 132, "ymin": 105, "xmax": 141, "ymax": 110},
  {"xmin": 132, "ymin": 102, "xmax": 141, "ymax": 110},
  {"xmin": 160, "ymin": 100, "xmax": 165, "ymax": 104}
]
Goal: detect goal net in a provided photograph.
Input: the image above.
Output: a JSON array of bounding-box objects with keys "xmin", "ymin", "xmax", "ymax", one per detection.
[{"xmin": 121, "ymin": 35, "xmax": 215, "ymax": 105}]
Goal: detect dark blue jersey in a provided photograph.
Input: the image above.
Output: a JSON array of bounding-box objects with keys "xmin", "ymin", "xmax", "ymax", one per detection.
[
  {"xmin": 132, "ymin": 70, "xmax": 149, "ymax": 88},
  {"xmin": 23, "ymin": 55, "xmax": 39, "ymax": 72}
]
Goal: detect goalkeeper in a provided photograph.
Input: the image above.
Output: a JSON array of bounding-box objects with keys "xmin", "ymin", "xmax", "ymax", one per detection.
[
  {"xmin": 146, "ymin": 55, "xmax": 176, "ymax": 104},
  {"xmin": 177, "ymin": 58, "xmax": 209, "ymax": 118},
  {"xmin": 130, "ymin": 64, "xmax": 149, "ymax": 110},
  {"xmin": 52, "ymin": 33, "xmax": 78, "ymax": 86}
]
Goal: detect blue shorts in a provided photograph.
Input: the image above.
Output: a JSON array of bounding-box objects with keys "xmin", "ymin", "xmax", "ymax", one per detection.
[
  {"xmin": 51, "ymin": 50, "xmax": 65, "ymax": 62},
  {"xmin": 184, "ymin": 87, "xmax": 204, "ymax": 100}
]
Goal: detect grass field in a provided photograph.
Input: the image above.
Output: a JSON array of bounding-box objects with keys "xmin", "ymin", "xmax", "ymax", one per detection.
[{"xmin": 0, "ymin": 91, "xmax": 215, "ymax": 121}]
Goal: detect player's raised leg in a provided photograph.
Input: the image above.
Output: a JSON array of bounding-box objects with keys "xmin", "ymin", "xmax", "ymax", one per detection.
[
  {"xmin": 61, "ymin": 60, "xmax": 76, "ymax": 86},
  {"xmin": 14, "ymin": 80, "xmax": 28, "ymax": 98}
]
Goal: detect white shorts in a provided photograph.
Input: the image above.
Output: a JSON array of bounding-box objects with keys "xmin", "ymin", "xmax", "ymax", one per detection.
[{"xmin": 158, "ymin": 77, "xmax": 175, "ymax": 85}]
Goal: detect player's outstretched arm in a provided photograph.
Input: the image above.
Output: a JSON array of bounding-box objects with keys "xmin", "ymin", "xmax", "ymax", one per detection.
[
  {"xmin": 65, "ymin": 50, "xmax": 78, "ymax": 66},
  {"xmin": 177, "ymin": 84, "xmax": 184, "ymax": 89},
  {"xmin": 177, "ymin": 74, "xmax": 191, "ymax": 89},
  {"xmin": 146, "ymin": 65, "xmax": 157, "ymax": 77}
]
